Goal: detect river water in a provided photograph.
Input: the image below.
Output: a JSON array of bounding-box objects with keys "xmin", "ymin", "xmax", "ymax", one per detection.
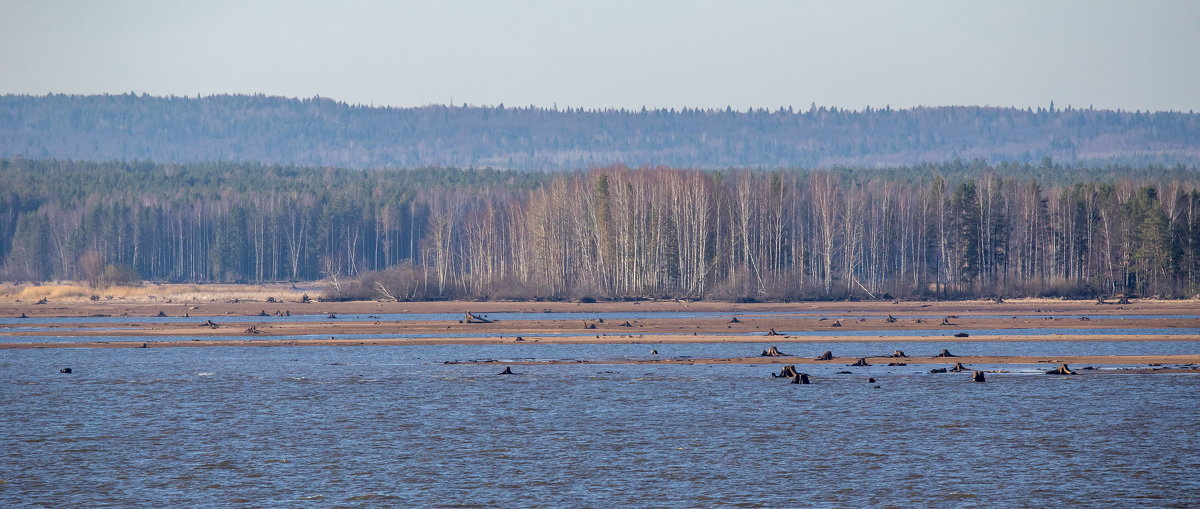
[{"xmin": 2, "ymin": 343, "xmax": 1197, "ymax": 507}]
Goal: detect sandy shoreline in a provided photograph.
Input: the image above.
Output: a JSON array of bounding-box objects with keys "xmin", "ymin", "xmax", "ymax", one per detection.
[{"xmin": 1, "ymin": 293, "xmax": 1196, "ymax": 364}]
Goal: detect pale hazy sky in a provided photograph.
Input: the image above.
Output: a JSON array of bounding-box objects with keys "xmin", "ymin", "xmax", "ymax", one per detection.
[{"xmin": 2, "ymin": 0, "xmax": 1197, "ymax": 111}]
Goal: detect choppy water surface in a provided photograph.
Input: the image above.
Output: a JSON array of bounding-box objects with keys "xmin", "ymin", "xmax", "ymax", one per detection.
[{"xmin": 2, "ymin": 344, "xmax": 1197, "ymax": 507}]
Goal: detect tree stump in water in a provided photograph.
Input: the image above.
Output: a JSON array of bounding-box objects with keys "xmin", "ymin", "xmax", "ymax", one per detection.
[
  {"xmin": 954, "ymin": 332, "xmax": 969, "ymax": 338},
  {"xmin": 790, "ymin": 372, "xmax": 811, "ymax": 384},
  {"xmin": 60, "ymin": 367, "xmax": 72, "ymax": 373},
  {"xmin": 929, "ymin": 368, "xmax": 948, "ymax": 373},
  {"xmin": 465, "ymin": 312, "xmax": 494, "ymax": 324},
  {"xmin": 138, "ymin": 342, "xmax": 148, "ymax": 348},
  {"xmin": 157, "ymin": 311, "xmax": 167, "ymax": 317},
  {"xmin": 814, "ymin": 351, "xmax": 834, "ymax": 361},
  {"xmin": 584, "ymin": 322, "xmax": 597, "ymax": 329},
  {"xmin": 258, "ymin": 310, "xmax": 269, "ymax": 317},
  {"xmin": 940, "ymin": 317, "xmax": 954, "ymax": 326},
  {"xmin": 498, "ymin": 366, "xmax": 514, "ymax": 375},
  {"xmin": 650, "ymin": 349, "xmax": 658, "ymax": 355},
  {"xmin": 244, "ymin": 326, "xmax": 262, "ymax": 334},
  {"xmin": 18, "ymin": 313, "xmax": 27, "ymax": 319},
  {"xmin": 891, "ymin": 350, "xmax": 907, "ymax": 358},
  {"xmin": 849, "ymin": 358, "xmax": 871, "ymax": 367},
  {"xmin": 327, "ymin": 313, "xmax": 338, "ymax": 319},
  {"xmin": 972, "ymin": 371, "xmax": 986, "ymax": 382},
  {"xmin": 948, "ymin": 362, "xmax": 969, "ymax": 372},
  {"xmin": 887, "ymin": 362, "xmax": 908, "ymax": 366},
  {"xmin": 619, "ymin": 321, "xmax": 633, "ymax": 327},
  {"xmin": 200, "ymin": 320, "xmax": 219, "ymax": 329},
  {"xmin": 1046, "ymin": 363, "xmax": 1078, "ymax": 375},
  {"xmin": 761, "ymin": 346, "xmax": 788, "ymax": 357},
  {"xmin": 831, "ymin": 320, "xmax": 843, "ymax": 327},
  {"xmin": 773, "ymin": 365, "xmax": 799, "ymax": 378},
  {"xmin": 867, "ymin": 378, "xmax": 876, "ymax": 383},
  {"xmin": 514, "ymin": 336, "xmax": 525, "ymax": 342},
  {"xmin": 885, "ymin": 315, "xmax": 897, "ymax": 323},
  {"xmin": 728, "ymin": 317, "xmax": 741, "ymax": 324},
  {"xmin": 766, "ymin": 328, "xmax": 782, "ymax": 336},
  {"xmin": 935, "ymin": 349, "xmax": 957, "ymax": 357}
]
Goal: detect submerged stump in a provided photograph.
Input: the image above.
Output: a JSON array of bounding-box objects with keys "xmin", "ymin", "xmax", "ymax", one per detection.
[
  {"xmin": 773, "ymin": 365, "xmax": 799, "ymax": 378},
  {"xmin": 498, "ymin": 366, "xmax": 515, "ymax": 375},
  {"xmin": 935, "ymin": 349, "xmax": 957, "ymax": 358},
  {"xmin": 1046, "ymin": 363, "xmax": 1078, "ymax": 375},
  {"xmin": 948, "ymin": 362, "xmax": 969, "ymax": 372},
  {"xmin": 761, "ymin": 346, "xmax": 788, "ymax": 357},
  {"xmin": 972, "ymin": 371, "xmax": 986, "ymax": 382},
  {"xmin": 790, "ymin": 372, "xmax": 811, "ymax": 384},
  {"xmin": 849, "ymin": 358, "xmax": 871, "ymax": 367}
]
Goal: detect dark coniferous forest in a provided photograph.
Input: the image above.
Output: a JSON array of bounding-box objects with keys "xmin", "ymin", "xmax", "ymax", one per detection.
[
  {"xmin": 3, "ymin": 158, "xmax": 1199, "ymax": 301},
  {"xmin": 2, "ymin": 94, "xmax": 1198, "ymax": 170}
]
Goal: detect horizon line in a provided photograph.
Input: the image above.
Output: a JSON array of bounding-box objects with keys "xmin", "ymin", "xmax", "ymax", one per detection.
[{"xmin": 4, "ymin": 92, "xmax": 1196, "ymax": 115}]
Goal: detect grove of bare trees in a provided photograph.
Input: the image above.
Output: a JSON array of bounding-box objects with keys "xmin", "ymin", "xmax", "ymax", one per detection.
[{"xmin": 3, "ymin": 159, "xmax": 1199, "ymax": 300}]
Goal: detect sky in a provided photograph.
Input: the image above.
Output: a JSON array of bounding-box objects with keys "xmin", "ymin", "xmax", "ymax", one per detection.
[{"xmin": 1, "ymin": 0, "xmax": 1198, "ymax": 112}]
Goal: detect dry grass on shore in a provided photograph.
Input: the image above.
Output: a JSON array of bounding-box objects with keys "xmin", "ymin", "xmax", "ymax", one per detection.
[{"xmin": 0, "ymin": 282, "xmax": 310, "ymax": 304}]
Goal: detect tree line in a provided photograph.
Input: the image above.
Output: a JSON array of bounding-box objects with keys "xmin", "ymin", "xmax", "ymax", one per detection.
[
  {"xmin": 2, "ymin": 158, "xmax": 1198, "ymax": 300},
  {"xmin": 3, "ymin": 93, "xmax": 1198, "ymax": 170}
]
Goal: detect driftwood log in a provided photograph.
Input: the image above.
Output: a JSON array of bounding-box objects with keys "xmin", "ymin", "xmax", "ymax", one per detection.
[
  {"xmin": 887, "ymin": 362, "xmax": 908, "ymax": 366},
  {"xmin": 772, "ymin": 365, "xmax": 799, "ymax": 378},
  {"xmin": 790, "ymin": 372, "xmax": 811, "ymax": 384},
  {"xmin": 972, "ymin": 371, "xmax": 986, "ymax": 382},
  {"xmin": 761, "ymin": 346, "xmax": 788, "ymax": 357},
  {"xmin": 935, "ymin": 348, "xmax": 957, "ymax": 357},
  {"xmin": 849, "ymin": 358, "xmax": 871, "ymax": 367},
  {"xmin": 954, "ymin": 332, "xmax": 970, "ymax": 338},
  {"xmin": 929, "ymin": 368, "xmax": 948, "ymax": 373},
  {"xmin": 1046, "ymin": 363, "xmax": 1078, "ymax": 375},
  {"xmin": 814, "ymin": 351, "xmax": 834, "ymax": 361}
]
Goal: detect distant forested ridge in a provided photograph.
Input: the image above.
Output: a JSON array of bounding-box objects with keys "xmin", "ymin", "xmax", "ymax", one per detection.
[
  {"xmin": 3, "ymin": 159, "xmax": 1199, "ymax": 300},
  {"xmin": 1, "ymin": 94, "xmax": 1198, "ymax": 170}
]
